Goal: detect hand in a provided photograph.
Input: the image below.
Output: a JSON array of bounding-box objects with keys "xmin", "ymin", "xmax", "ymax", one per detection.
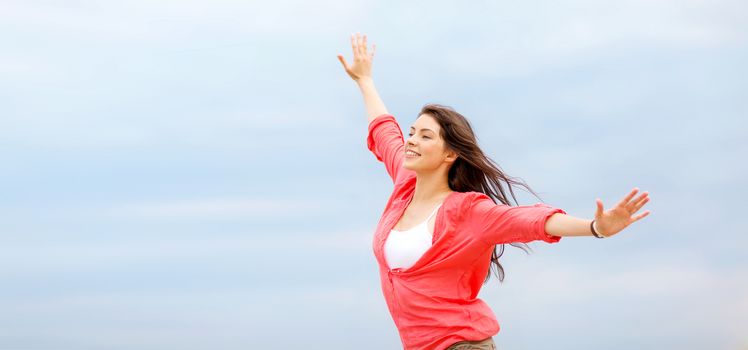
[
  {"xmin": 594, "ymin": 187, "xmax": 651, "ymax": 238},
  {"xmin": 337, "ymin": 32, "xmax": 376, "ymax": 82}
]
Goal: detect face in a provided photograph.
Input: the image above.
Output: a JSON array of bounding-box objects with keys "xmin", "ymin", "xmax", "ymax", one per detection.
[{"xmin": 404, "ymin": 114, "xmax": 457, "ymax": 171}]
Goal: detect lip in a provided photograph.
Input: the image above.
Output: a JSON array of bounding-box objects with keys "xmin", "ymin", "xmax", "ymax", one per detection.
[{"xmin": 405, "ymin": 149, "xmax": 421, "ymax": 156}]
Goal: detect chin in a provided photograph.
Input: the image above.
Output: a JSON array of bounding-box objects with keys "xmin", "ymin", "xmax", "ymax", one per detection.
[{"xmin": 403, "ymin": 161, "xmax": 418, "ymax": 171}]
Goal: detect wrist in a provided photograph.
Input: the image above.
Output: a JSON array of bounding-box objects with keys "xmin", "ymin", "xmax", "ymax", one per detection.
[
  {"xmin": 356, "ymin": 76, "xmax": 374, "ymax": 85},
  {"xmin": 590, "ymin": 219, "xmax": 607, "ymax": 238}
]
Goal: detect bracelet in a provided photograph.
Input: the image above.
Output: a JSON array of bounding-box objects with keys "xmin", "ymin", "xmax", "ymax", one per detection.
[{"xmin": 590, "ymin": 219, "xmax": 606, "ymax": 239}]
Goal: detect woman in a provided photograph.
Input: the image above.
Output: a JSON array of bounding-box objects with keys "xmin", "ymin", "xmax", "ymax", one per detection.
[{"xmin": 337, "ymin": 33, "xmax": 651, "ymax": 350}]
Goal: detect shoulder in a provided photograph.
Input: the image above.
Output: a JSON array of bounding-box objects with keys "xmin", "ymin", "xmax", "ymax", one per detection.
[
  {"xmin": 445, "ymin": 191, "xmax": 494, "ymax": 221},
  {"xmin": 367, "ymin": 113, "xmax": 399, "ymax": 133},
  {"xmin": 455, "ymin": 191, "xmax": 494, "ymax": 207}
]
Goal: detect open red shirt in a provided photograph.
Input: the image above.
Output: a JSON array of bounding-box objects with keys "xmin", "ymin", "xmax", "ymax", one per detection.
[{"xmin": 367, "ymin": 113, "xmax": 566, "ymax": 350}]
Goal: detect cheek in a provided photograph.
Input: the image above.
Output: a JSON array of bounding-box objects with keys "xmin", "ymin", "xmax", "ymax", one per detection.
[{"xmin": 422, "ymin": 144, "xmax": 442, "ymax": 159}]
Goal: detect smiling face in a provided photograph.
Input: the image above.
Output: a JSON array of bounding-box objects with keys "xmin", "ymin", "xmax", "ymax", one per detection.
[{"xmin": 404, "ymin": 114, "xmax": 457, "ymax": 171}]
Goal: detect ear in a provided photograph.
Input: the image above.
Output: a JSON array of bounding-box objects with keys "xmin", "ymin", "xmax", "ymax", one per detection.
[{"xmin": 444, "ymin": 148, "xmax": 459, "ymax": 163}]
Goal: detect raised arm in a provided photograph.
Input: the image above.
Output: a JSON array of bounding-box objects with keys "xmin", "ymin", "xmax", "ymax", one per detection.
[
  {"xmin": 337, "ymin": 32, "xmax": 388, "ymax": 123},
  {"xmin": 338, "ymin": 33, "xmax": 413, "ymax": 185}
]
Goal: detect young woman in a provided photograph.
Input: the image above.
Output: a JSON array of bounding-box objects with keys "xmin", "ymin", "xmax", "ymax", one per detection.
[{"xmin": 337, "ymin": 33, "xmax": 651, "ymax": 350}]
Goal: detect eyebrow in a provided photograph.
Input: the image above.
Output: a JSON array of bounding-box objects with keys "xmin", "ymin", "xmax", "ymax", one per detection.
[{"xmin": 409, "ymin": 126, "xmax": 435, "ymax": 133}]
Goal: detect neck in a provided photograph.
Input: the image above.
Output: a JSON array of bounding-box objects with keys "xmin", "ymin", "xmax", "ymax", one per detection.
[{"xmin": 412, "ymin": 170, "xmax": 453, "ymax": 203}]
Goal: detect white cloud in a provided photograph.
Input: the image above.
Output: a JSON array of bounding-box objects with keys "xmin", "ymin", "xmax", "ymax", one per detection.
[
  {"xmin": 97, "ymin": 197, "xmax": 338, "ymax": 219},
  {"xmin": 2, "ymin": 196, "xmax": 346, "ymax": 221},
  {"xmin": 0, "ymin": 0, "xmax": 367, "ymax": 41},
  {"xmin": 0, "ymin": 1, "xmax": 744, "ymax": 348},
  {"xmin": 0, "ymin": 226, "xmax": 373, "ymax": 272},
  {"xmin": 436, "ymin": 0, "xmax": 747, "ymax": 78},
  {"xmin": 0, "ymin": 284, "xmax": 390, "ymax": 349},
  {"xmin": 480, "ymin": 252, "xmax": 748, "ymax": 344}
]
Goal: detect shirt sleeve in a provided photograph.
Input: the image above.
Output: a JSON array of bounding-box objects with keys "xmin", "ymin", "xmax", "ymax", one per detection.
[
  {"xmin": 465, "ymin": 192, "xmax": 566, "ymax": 245},
  {"xmin": 366, "ymin": 113, "xmax": 410, "ymax": 185}
]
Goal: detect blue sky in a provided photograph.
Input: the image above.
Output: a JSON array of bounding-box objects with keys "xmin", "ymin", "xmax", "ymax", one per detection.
[{"xmin": 1, "ymin": 0, "xmax": 746, "ymax": 349}]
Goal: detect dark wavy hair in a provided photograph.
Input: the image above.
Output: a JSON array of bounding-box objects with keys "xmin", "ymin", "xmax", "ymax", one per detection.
[{"xmin": 418, "ymin": 103, "xmax": 546, "ymax": 284}]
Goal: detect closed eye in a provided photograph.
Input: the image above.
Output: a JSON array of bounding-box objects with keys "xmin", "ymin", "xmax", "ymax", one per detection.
[{"xmin": 408, "ymin": 133, "xmax": 430, "ymax": 139}]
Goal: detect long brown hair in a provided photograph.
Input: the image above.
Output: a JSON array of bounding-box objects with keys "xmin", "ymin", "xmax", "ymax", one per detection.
[{"xmin": 418, "ymin": 103, "xmax": 545, "ymax": 284}]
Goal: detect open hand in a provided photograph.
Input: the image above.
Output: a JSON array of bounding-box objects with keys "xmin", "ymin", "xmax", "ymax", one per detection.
[
  {"xmin": 337, "ymin": 32, "xmax": 375, "ymax": 82},
  {"xmin": 594, "ymin": 187, "xmax": 651, "ymax": 238}
]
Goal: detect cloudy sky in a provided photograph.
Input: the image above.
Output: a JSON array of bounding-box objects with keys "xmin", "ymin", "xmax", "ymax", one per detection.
[{"xmin": 1, "ymin": 0, "xmax": 746, "ymax": 349}]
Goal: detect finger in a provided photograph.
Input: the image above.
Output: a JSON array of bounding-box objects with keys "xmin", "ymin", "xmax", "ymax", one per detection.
[
  {"xmin": 362, "ymin": 34, "xmax": 368, "ymax": 55},
  {"xmin": 350, "ymin": 33, "xmax": 357, "ymax": 56},
  {"xmin": 637, "ymin": 191, "xmax": 649, "ymax": 204},
  {"xmin": 626, "ymin": 191, "xmax": 648, "ymax": 211},
  {"xmin": 616, "ymin": 187, "xmax": 639, "ymax": 208},
  {"xmin": 626, "ymin": 191, "xmax": 648, "ymax": 210},
  {"xmin": 632, "ymin": 210, "xmax": 650, "ymax": 222},
  {"xmin": 633, "ymin": 195, "xmax": 650, "ymax": 212},
  {"xmin": 371, "ymin": 43, "xmax": 376, "ymax": 59},
  {"xmin": 595, "ymin": 198, "xmax": 603, "ymax": 219},
  {"xmin": 356, "ymin": 32, "xmax": 363, "ymax": 58}
]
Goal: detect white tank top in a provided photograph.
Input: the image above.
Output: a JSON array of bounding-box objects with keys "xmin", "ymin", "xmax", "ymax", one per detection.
[{"xmin": 384, "ymin": 203, "xmax": 443, "ymax": 270}]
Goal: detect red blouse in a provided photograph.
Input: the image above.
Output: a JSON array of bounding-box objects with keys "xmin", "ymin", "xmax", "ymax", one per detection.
[{"xmin": 366, "ymin": 113, "xmax": 567, "ymax": 350}]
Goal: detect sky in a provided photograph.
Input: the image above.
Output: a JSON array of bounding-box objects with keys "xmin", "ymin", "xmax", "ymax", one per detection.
[{"xmin": 1, "ymin": 0, "xmax": 746, "ymax": 349}]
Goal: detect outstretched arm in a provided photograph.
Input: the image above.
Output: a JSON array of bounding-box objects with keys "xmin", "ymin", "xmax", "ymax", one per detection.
[
  {"xmin": 545, "ymin": 187, "xmax": 651, "ymax": 238},
  {"xmin": 337, "ymin": 32, "xmax": 388, "ymax": 123}
]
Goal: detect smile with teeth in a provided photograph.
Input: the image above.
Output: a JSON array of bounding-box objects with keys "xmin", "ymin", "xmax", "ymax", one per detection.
[{"xmin": 405, "ymin": 150, "xmax": 420, "ymax": 157}]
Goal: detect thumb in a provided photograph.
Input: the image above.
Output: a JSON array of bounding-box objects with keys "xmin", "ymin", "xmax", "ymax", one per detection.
[
  {"xmin": 595, "ymin": 198, "xmax": 604, "ymax": 219},
  {"xmin": 337, "ymin": 54, "xmax": 349, "ymax": 70}
]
